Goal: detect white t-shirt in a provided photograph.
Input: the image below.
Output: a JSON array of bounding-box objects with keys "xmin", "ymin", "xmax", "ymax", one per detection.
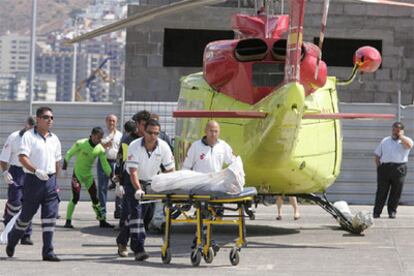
[
  {"xmin": 19, "ymin": 128, "xmax": 62, "ymax": 174},
  {"xmin": 102, "ymin": 129, "xmax": 122, "ymax": 160},
  {"xmin": 126, "ymin": 138, "xmax": 175, "ymax": 181},
  {"xmin": 182, "ymin": 138, "xmax": 235, "ymax": 173},
  {"xmin": 0, "ymin": 130, "xmax": 23, "ymax": 167},
  {"xmin": 374, "ymin": 136, "xmax": 413, "ymax": 163}
]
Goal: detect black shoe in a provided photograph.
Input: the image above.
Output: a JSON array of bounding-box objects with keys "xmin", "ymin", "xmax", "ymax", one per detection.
[
  {"xmin": 373, "ymin": 214, "xmax": 380, "ymax": 218},
  {"xmin": 389, "ymin": 212, "xmax": 396, "ymax": 219},
  {"xmin": 99, "ymin": 220, "xmax": 114, "ymax": 228},
  {"xmin": 6, "ymin": 245, "xmax": 14, "ymax": 257},
  {"xmin": 20, "ymin": 236, "xmax": 34, "ymax": 245},
  {"xmin": 212, "ymin": 240, "xmax": 220, "ymax": 254},
  {"xmin": 64, "ymin": 220, "xmax": 74, "ymax": 228},
  {"xmin": 135, "ymin": 250, "xmax": 149, "ymax": 261},
  {"xmin": 43, "ymin": 254, "xmax": 60, "ymax": 262}
]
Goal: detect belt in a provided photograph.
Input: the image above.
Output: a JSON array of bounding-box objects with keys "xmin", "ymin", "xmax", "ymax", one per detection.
[
  {"xmin": 381, "ymin": 162, "xmax": 406, "ymax": 166},
  {"xmin": 9, "ymin": 164, "xmax": 23, "ymax": 169},
  {"xmin": 139, "ymin": 180, "xmax": 151, "ymax": 192},
  {"xmin": 27, "ymin": 172, "xmax": 56, "ymax": 177}
]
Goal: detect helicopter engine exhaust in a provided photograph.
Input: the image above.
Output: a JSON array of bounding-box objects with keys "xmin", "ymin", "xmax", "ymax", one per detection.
[
  {"xmin": 271, "ymin": 39, "xmax": 287, "ymax": 61},
  {"xmin": 234, "ymin": 38, "xmax": 268, "ymax": 62}
]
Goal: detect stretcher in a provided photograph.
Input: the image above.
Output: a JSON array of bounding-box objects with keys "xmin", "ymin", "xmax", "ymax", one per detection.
[{"xmin": 143, "ymin": 187, "xmax": 257, "ymax": 266}]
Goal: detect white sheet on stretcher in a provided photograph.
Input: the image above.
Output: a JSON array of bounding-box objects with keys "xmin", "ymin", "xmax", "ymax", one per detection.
[{"xmin": 151, "ymin": 156, "xmax": 245, "ymax": 195}]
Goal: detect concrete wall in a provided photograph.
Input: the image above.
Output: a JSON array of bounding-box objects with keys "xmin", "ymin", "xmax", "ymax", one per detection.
[
  {"xmin": 125, "ymin": 0, "xmax": 413, "ymax": 103},
  {"xmin": 0, "ymin": 100, "xmax": 413, "ymax": 204}
]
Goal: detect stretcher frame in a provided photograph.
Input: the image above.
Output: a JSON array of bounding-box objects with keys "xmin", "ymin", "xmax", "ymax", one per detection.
[{"xmin": 143, "ymin": 192, "xmax": 256, "ymax": 266}]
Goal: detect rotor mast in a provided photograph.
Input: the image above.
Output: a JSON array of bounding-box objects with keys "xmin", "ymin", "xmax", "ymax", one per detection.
[{"xmin": 284, "ymin": 0, "xmax": 306, "ymax": 82}]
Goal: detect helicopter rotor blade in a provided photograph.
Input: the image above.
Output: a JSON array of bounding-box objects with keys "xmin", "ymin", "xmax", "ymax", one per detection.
[
  {"xmin": 356, "ymin": 0, "xmax": 414, "ymax": 8},
  {"xmin": 315, "ymin": 0, "xmax": 330, "ymax": 80},
  {"xmin": 318, "ymin": 0, "xmax": 330, "ymax": 50},
  {"xmin": 65, "ymin": 0, "xmax": 225, "ymax": 44}
]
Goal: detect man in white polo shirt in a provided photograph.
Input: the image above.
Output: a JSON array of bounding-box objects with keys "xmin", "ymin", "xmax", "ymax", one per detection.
[
  {"xmin": 98, "ymin": 114, "xmax": 122, "ymax": 222},
  {"xmin": 6, "ymin": 107, "xmax": 62, "ymax": 262},
  {"xmin": 183, "ymin": 120, "xmax": 235, "ymax": 173},
  {"xmin": 374, "ymin": 122, "xmax": 413, "ymax": 219},
  {"xmin": 0, "ymin": 116, "xmax": 35, "ymax": 245},
  {"xmin": 118, "ymin": 119, "xmax": 174, "ymax": 261},
  {"xmin": 183, "ymin": 120, "xmax": 236, "ymax": 252}
]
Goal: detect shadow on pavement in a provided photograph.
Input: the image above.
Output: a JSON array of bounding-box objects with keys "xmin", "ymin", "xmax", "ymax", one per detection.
[{"xmin": 77, "ymin": 223, "xmax": 300, "ymax": 238}]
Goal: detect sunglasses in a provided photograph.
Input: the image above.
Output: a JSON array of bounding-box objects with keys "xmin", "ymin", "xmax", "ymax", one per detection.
[
  {"xmin": 41, "ymin": 115, "xmax": 54, "ymax": 120},
  {"xmin": 146, "ymin": 130, "xmax": 160, "ymax": 136}
]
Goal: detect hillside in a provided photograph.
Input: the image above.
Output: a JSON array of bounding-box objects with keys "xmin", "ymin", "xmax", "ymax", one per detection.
[{"xmin": 0, "ymin": 0, "xmax": 94, "ymax": 35}]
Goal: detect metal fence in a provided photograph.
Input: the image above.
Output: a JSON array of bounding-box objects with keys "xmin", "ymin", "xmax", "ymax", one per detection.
[{"xmin": 0, "ymin": 100, "xmax": 413, "ymax": 204}]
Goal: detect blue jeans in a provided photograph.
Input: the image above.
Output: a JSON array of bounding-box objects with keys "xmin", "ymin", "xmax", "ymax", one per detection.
[{"xmin": 97, "ymin": 159, "xmax": 115, "ymax": 217}]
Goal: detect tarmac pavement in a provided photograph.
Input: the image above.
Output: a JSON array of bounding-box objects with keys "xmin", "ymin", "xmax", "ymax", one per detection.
[{"xmin": 0, "ymin": 200, "xmax": 413, "ymax": 276}]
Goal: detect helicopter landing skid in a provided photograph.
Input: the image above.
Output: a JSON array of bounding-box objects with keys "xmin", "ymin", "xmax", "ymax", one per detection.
[{"xmin": 296, "ymin": 193, "xmax": 365, "ymax": 235}]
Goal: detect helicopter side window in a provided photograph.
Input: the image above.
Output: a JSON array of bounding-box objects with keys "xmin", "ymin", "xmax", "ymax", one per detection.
[{"xmin": 252, "ymin": 63, "xmax": 284, "ymax": 87}]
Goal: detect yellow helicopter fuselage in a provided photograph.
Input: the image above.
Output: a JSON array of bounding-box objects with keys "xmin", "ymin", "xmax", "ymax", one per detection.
[{"xmin": 174, "ymin": 73, "xmax": 342, "ymax": 194}]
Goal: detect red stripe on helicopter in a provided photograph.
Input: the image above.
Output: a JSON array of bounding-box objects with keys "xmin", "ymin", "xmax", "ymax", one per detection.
[
  {"xmin": 173, "ymin": 110, "xmax": 268, "ymax": 118},
  {"xmin": 303, "ymin": 113, "xmax": 396, "ymax": 120}
]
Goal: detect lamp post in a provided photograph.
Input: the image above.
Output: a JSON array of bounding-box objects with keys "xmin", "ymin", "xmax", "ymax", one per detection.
[
  {"xmin": 28, "ymin": 0, "xmax": 37, "ymax": 115},
  {"xmin": 71, "ymin": 17, "xmax": 78, "ymax": 102}
]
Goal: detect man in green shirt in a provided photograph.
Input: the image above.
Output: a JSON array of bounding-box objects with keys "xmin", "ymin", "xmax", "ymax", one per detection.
[{"xmin": 62, "ymin": 127, "xmax": 114, "ymax": 228}]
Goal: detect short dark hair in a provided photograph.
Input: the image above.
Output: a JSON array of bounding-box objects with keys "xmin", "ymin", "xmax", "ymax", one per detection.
[
  {"xmin": 145, "ymin": 118, "xmax": 160, "ymax": 130},
  {"xmin": 91, "ymin": 126, "xmax": 104, "ymax": 136},
  {"xmin": 392, "ymin": 122, "xmax": 404, "ymax": 130},
  {"xmin": 26, "ymin": 116, "xmax": 35, "ymax": 126},
  {"xmin": 150, "ymin": 113, "xmax": 160, "ymax": 121},
  {"xmin": 132, "ymin": 110, "xmax": 151, "ymax": 123},
  {"xmin": 124, "ymin": 120, "xmax": 136, "ymax": 133},
  {"xmin": 36, "ymin": 106, "xmax": 53, "ymax": 117}
]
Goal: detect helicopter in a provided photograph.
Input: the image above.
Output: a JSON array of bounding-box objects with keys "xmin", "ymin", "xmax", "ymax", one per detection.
[{"xmin": 66, "ymin": 0, "xmax": 413, "ymax": 233}]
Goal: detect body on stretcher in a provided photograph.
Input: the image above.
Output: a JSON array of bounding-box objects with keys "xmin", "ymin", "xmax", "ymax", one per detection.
[{"xmin": 143, "ymin": 187, "xmax": 257, "ymax": 266}]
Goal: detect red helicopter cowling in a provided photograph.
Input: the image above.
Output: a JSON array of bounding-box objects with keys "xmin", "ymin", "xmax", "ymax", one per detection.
[
  {"xmin": 231, "ymin": 13, "xmax": 290, "ymax": 39},
  {"xmin": 353, "ymin": 46, "xmax": 382, "ymax": 73},
  {"xmin": 300, "ymin": 42, "xmax": 327, "ymax": 95},
  {"xmin": 204, "ymin": 38, "xmax": 286, "ymax": 105},
  {"xmin": 203, "ymin": 40, "xmax": 239, "ymax": 88}
]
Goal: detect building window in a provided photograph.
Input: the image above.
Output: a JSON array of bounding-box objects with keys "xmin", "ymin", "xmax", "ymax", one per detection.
[
  {"xmin": 313, "ymin": 37, "xmax": 382, "ymax": 67},
  {"xmin": 163, "ymin": 28, "xmax": 234, "ymax": 67}
]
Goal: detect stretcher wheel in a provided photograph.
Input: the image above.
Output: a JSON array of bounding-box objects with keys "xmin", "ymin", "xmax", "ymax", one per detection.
[
  {"xmin": 204, "ymin": 247, "xmax": 214, "ymax": 263},
  {"xmin": 161, "ymin": 249, "xmax": 171, "ymax": 264},
  {"xmin": 229, "ymin": 248, "xmax": 240, "ymax": 266},
  {"xmin": 190, "ymin": 249, "xmax": 202, "ymax": 267}
]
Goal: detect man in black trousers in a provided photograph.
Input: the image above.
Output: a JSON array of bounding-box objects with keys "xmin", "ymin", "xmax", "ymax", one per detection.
[{"xmin": 374, "ymin": 122, "xmax": 413, "ymax": 219}]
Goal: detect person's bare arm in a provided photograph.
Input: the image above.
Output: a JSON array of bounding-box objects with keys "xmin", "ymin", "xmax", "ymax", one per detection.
[
  {"xmin": 55, "ymin": 161, "xmax": 61, "ymax": 177},
  {"xmin": 0, "ymin": 161, "xmax": 8, "ymax": 172},
  {"xmin": 18, "ymin": 154, "xmax": 36, "ymax": 173},
  {"xmin": 400, "ymin": 135, "xmax": 413, "ymax": 149},
  {"xmin": 374, "ymin": 155, "xmax": 381, "ymax": 168},
  {"xmin": 129, "ymin": 167, "xmax": 142, "ymax": 191}
]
